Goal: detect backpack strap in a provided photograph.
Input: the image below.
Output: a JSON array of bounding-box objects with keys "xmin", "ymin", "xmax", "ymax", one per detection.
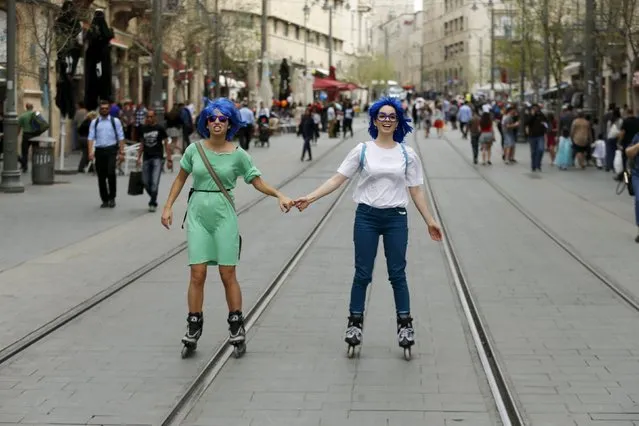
[
  {"xmin": 399, "ymin": 143, "xmax": 408, "ymax": 176},
  {"xmin": 110, "ymin": 116, "xmax": 118, "ymax": 141},
  {"xmin": 358, "ymin": 142, "xmax": 367, "ymax": 171}
]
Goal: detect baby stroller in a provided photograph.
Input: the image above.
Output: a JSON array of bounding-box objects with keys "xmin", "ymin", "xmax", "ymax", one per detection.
[{"xmin": 256, "ymin": 116, "xmax": 270, "ymax": 147}]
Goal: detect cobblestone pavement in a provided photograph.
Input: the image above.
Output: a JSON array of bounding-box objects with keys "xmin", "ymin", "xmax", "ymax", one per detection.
[
  {"xmin": 0, "ymin": 127, "xmax": 370, "ymax": 424},
  {"xmin": 422, "ymin": 131, "xmax": 639, "ymax": 425},
  {"xmin": 181, "ymin": 175, "xmax": 497, "ymax": 426},
  {"xmin": 0, "ymin": 123, "xmax": 366, "ymax": 361}
]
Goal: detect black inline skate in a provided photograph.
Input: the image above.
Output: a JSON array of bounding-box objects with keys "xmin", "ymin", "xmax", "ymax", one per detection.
[
  {"xmin": 397, "ymin": 314, "xmax": 415, "ymax": 360},
  {"xmin": 228, "ymin": 311, "xmax": 246, "ymax": 358},
  {"xmin": 181, "ymin": 312, "xmax": 203, "ymax": 358},
  {"xmin": 344, "ymin": 314, "xmax": 363, "ymax": 358}
]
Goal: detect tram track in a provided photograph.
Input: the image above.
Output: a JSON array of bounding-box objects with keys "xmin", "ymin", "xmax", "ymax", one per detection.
[
  {"xmin": 159, "ymin": 177, "xmax": 355, "ymax": 426},
  {"xmin": 0, "ymin": 132, "xmax": 357, "ymax": 367},
  {"xmin": 442, "ymin": 135, "xmax": 639, "ymax": 315},
  {"xmin": 412, "ymin": 133, "xmax": 525, "ymax": 426}
]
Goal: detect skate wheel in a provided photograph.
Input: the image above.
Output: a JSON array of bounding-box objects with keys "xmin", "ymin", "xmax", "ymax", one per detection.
[
  {"xmin": 347, "ymin": 345, "xmax": 356, "ymax": 358},
  {"xmin": 233, "ymin": 343, "xmax": 246, "ymax": 358},
  {"xmin": 403, "ymin": 347, "xmax": 411, "ymax": 361}
]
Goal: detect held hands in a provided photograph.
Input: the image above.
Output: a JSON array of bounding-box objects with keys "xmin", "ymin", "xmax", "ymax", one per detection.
[
  {"xmin": 278, "ymin": 195, "xmax": 295, "ymax": 213},
  {"xmin": 293, "ymin": 196, "xmax": 312, "ymax": 212}
]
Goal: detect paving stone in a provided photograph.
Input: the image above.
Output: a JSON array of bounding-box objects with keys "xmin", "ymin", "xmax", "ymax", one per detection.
[
  {"xmin": 183, "ymin": 170, "xmax": 495, "ymax": 424},
  {"xmin": 420, "ymin": 132, "xmax": 639, "ymax": 425}
]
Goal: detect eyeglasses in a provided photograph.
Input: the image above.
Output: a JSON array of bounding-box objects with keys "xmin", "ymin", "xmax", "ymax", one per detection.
[
  {"xmin": 377, "ymin": 113, "xmax": 397, "ymax": 122},
  {"xmin": 207, "ymin": 115, "xmax": 228, "ymax": 123}
]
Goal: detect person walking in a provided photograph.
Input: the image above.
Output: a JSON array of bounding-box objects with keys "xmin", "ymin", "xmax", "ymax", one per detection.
[
  {"xmin": 160, "ymin": 97, "xmax": 294, "ymax": 355},
  {"xmin": 297, "ymin": 107, "xmax": 314, "ymax": 161},
  {"xmin": 525, "ymin": 104, "xmax": 548, "ymax": 172},
  {"xmin": 136, "ymin": 110, "xmax": 170, "ymax": 212},
  {"xmin": 292, "ymin": 97, "xmax": 443, "ymax": 359},
  {"xmin": 87, "ymin": 100, "xmax": 126, "ymax": 208},
  {"xmin": 478, "ymin": 112, "xmax": 495, "ymax": 165}
]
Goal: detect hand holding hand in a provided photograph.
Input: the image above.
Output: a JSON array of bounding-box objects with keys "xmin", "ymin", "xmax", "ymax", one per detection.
[
  {"xmin": 294, "ymin": 196, "xmax": 312, "ymax": 212},
  {"xmin": 278, "ymin": 195, "xmax": 294, "ymax": 213},
  {"xmin": 427, "ymin": 220, "xmax": 443, "ymax": 242},
  {"xmin": 161, "ymin": 207, "xmax": 173, "ymax": 229}
]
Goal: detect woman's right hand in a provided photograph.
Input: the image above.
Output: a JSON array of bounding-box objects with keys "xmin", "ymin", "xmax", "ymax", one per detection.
[
  {"xmin": 161, "ymin": 207, "xmax": 173, "ymax": 229},
  {"xmin": 294, "ymin": 196, "xmax": 312, "ymax": 212}
]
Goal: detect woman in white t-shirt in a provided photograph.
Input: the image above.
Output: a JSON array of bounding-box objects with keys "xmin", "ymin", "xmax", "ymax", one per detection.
[{"xmin": 293, "ymin": 97, "xmax": 442, "ymax": 358}]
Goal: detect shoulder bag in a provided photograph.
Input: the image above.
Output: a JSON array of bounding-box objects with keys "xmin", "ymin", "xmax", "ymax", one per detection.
[{"xmin": 194, "ymin": 142, "xmax": 243, "ymax": 259}]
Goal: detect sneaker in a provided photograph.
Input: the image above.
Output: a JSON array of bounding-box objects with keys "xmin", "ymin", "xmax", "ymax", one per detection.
[{"xmin": 149, "ymin": 205, "xmax": 157, "ymax": 212}]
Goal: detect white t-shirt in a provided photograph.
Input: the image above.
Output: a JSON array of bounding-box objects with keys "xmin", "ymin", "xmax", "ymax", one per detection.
[{"xmin": 337, "ymin": 141, "xmax": 424, "ymax": 208}]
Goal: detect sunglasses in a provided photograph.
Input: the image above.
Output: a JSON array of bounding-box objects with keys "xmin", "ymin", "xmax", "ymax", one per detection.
[
  {"xmin": 207, "ymin": 115, "xmax": 229, "ymax": 123},
  {"xmin": 377, "ymin": 113, "xmax": 398, "ymax": 122}
]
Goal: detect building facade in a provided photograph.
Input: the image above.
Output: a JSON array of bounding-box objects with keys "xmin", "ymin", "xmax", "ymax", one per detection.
[{"xmin": 422, "ymin": 0, "xmax": 511, "ymax": 94}]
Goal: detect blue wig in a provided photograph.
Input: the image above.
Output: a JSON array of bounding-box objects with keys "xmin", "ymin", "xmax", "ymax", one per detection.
[
  {"xmin": 368, "ymin": 97, "xmax": 413, "ymax": 143},
  {"xmin": 196, "ymin": 97, "xmax": 247, "ymax": 141}
]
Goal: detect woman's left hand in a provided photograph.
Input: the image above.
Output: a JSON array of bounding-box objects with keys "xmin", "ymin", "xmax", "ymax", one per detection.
[
  {"xmin": 278, "ymin": 195, "xmax": 294, "ymax": 213},
  {"xmin": 427, "ymin": 220, "xmax": 443, "ymax": 242}
]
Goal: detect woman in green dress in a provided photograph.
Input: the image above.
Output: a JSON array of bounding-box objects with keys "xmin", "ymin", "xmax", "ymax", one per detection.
[{"xmin": 161, "ymin": 97, "xmax": 293, "ymax": 351}]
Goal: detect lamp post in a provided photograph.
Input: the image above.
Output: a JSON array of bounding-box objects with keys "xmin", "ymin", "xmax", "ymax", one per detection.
[
  {"xmin": 303, "ymin": 2, "xmax": 310, "ymax": 73},
  {"xmin": 472, "ymin": 0, "xmax": 495, "ymax": 96},
  {"xmin": 517, "ymin": 0, "xmax": 527, "ymax": 144},
  {"xmin": 151, "ymin": 0, "xmax": 165, "ymax": 124},
  {"xmin": 0, "ymin": 0, "xmax": 24, "ymax": 193},
  {"xmin": 322, "ymin": 1, "xmax": 334, "ymax": 70},
  {"xmin": 303, "ymin": 1, "xmax": 310, "ymax": 104}
]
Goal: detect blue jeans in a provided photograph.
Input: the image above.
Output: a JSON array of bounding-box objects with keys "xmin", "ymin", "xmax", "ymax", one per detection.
[
  {"xmin": 606, "ymin": 138, "xmax": 618, "ymax": 171},
  {"xmin": 350, "ymin": 204, "xmax": 410, "ymax": 315},
  {"xmin": 142, "ymin": 157, "xmax": 163, "ymax": 206},
  {"xmin": 528, "ymin": 136, "xmax": 545, "ymax": 170},
  {"xmin": 633, "ymin": 174, "xmax": 639, "ymax": 226}
]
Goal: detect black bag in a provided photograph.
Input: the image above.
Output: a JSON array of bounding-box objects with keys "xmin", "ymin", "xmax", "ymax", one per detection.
[
  {"xmin": 30, "ymin": 112, "xmax": 49, "ymax": 136},
  {"xmin": 128, "ymin": 170, "xmax": 144, "ymax": 196},
  {"xmin": 616, "ymin": 170, "xmax": 635, "ymax": 197}
]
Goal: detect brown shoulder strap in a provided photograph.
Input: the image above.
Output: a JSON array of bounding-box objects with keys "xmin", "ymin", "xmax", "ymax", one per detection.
[{"xmin": 195, "ymin": 141, "xmax": 235, "ymax": 211}]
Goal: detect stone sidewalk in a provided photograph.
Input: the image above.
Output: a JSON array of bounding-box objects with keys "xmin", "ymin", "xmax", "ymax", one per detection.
[
  {"xmin": 0, "ymin": 129, "xmax": 365, "ymax": 424},
  {"xmin": 0, "ymin": 125, "xmax": 363, "ymax": 272},
  {"xmin": 0, "ymin": 120, "xmax": 368, "ymax": 358},
  {"xmin": 421, "ymin": 133, "xmax": 639, "ymax": 425},
  {"xmin": 444, "ymin": 130, "xmax": 638, "ymax": 304},
  {"xmin": 181, "ymin": 180, "xmax": 498, "ymax": 426}
]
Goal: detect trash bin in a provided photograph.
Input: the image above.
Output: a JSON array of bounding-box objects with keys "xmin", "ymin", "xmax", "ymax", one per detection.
[{"xmin": 32, "ymin": 140, "xmax": 55, "ymax": 185}]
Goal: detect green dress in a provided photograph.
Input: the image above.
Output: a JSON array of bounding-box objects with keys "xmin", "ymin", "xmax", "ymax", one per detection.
[{"xmin": 180, "ymin": 141, "xmax": 262, "ymax": 266}]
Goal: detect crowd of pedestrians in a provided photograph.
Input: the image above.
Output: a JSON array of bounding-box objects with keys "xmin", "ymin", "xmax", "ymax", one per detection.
[{"xmin": 411, "ymin": 96, "xmax": 638, "ymax": 243}]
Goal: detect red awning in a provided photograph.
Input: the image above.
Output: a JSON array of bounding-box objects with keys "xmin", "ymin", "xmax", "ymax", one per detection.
[{"xmin": 313, "ymin": 77, "xmax": 347, "ymax": 90}]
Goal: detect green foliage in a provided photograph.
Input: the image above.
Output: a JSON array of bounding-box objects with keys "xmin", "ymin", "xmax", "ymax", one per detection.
[{"xmin": 344, "ymin": 54, "xmax": 396, "ymax": 86}]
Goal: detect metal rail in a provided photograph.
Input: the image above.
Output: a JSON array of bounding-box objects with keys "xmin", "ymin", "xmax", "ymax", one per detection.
[
  {"xmin": 413, "ymin": 134, "xmax": 526, "ymax": 426},
  {"xmin": 0, "ymin": 132, "xmax": 355, "ymax": 366},
  {"xmin": 443, "ymin": 135, "xmax": 639, "ymax": 313},
  {"xmin": 159, "ymin": 176, "xmax": 354, "ymax": 426}
]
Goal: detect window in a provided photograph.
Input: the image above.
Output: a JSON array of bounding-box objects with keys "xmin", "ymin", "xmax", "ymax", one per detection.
[
  {"xmin": 273, "ymin": 20, "xmax": 277, "ymax": 34},
  {"xmin": 295, "ymin": 26, "xmax": 300, "ymax": 40},
  {"xmin": 284, "ymin": 23, "xmax": 289, "ymax": 37}
]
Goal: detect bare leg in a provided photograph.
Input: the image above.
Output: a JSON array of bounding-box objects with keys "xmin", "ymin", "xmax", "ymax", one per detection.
[
  {"xmin": 188, "ymin": 264, "xmax": 207, "ymax": 313},
  {"xmin": 219, "ymin": 265, "xmax": 242, "ymax": 312}
]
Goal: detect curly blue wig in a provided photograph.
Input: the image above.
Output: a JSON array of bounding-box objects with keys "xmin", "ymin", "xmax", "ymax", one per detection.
[
  {"xmin": 368, "ymin": 97, "xmax": 413, "ymax": 143},
  {"xmin": 196, "ymin": 97, "xmax": 247, "ymax": 141}
]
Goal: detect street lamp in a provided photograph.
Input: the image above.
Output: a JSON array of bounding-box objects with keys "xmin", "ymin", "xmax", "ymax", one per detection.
[
  {"xmin": 0, "ymin": 0, "xmax": 24, "ymax": 192},
  {"xmin": 471, "ymin": 0, "xmax": 495, "ymax": 96},
  {"xmin": 303, "ymin": 2, "xmax": 310, "ymax": 75},
  {"xmin": 318, "ymin": 0, "xmax": 350, "ymax": 71}
]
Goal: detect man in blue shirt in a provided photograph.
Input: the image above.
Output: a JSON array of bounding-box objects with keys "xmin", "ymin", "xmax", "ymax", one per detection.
[
  {"xmin": 88, "ymin": 100, "xmax": 126, "ymax": 208},
  {"xmin": 238, "ymin": 102, "xmax": 255, "ymax": 149},
  {"xmin": 626, "ymin": 134, "xmax": 639, "ymax": 242}
]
